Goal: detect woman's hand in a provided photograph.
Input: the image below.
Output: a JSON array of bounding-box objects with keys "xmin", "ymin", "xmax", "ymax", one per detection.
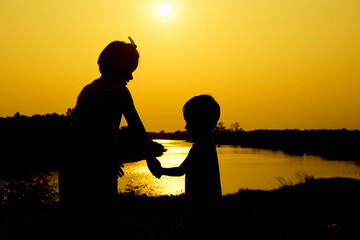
[
  {"xmin": 116, "ymin": 163, "xmax": 125, "ymax": 178},
  {"xmin": 146, "ymin": 157, "xmax": 162, "ymax": 179}
]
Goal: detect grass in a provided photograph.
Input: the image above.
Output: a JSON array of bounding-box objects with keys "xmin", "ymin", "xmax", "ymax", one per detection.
[
  {"xmin": 276, "ymin": 172, "xmax": 315, "ymax": 187},
  {"xmin": 0, "ymin": 174, "xmax": 58, "ymax": 206},
  {"xmin": 0, "ymin": 177, "xmax": 359, "ymax": 240}
]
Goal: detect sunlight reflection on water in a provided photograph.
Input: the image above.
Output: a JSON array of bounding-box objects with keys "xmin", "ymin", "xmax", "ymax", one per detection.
[
  {"xmin": 6, "ymin": 140, "xmax": 359, "ymax": 199},
  {"xmin": 117, "ymin": 140, "xmax": 192, "ymax": 196}
]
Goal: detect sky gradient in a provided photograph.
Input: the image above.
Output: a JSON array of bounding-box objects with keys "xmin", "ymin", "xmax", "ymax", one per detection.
[{"xmin": 1, "ymin": 0, "xmax": 359, "ymax": 131}]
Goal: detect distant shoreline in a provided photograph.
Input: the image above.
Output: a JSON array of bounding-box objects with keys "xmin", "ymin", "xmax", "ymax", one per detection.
[
  {"xmin": 149, "ymin": 129, "xmax": 360, "ymax": 162},
  {"xmin": 1, "ymin": 113, "xmax": 359, "ymax": 176}
]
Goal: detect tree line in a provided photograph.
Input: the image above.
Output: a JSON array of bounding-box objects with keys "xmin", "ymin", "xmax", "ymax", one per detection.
[
  {"xmin": 213, "ymin": 127, "xmax": 360, "ymax": 161},
  {"xmin": 0, "ymin": 112, "xmax": 165, "ymax": 176},
  {"xmin": 150, "ymin": 121, "xmax": 360, "ymax": 161},
  {"xmin": 1, "ymin": 112, "xmax": 358, "ymax": 176}
]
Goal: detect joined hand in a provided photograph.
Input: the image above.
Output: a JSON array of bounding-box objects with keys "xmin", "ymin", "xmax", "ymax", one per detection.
[{"xmin": 146, "ymin": 157, "xmax": 162, "ymax": 179}]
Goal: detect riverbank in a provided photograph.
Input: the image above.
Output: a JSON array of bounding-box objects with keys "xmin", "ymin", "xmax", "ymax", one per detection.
[
  {"xmin": 150, "ymin": 129, "xmax": 360, "ymax": 162},
  {"xmin": 1, "ymin": 177, "xmax": 359, "ymax": 239},
  {"xmin": 214, "ymin": 129, "xmax": 360, "ymax": 162},
  {"xmin": 1, "ymin": 113, "xmax": 358, "ymax": 176}
]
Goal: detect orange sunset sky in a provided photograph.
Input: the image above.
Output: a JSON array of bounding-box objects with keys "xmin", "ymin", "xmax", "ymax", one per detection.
[{"xmin": 1, "ymin": 0, "xmax": 359, "ymax": 132}]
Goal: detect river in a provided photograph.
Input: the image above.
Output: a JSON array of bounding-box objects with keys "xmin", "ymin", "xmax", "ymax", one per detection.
[
  {"xmin": 117, "ymin": 139, "xmax": 360, "ymax": 196},
  {"xmin": 4, "ymin": 139, "xmax": 358, "ymax": 198}
]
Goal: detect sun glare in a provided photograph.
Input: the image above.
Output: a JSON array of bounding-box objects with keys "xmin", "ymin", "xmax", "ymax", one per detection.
[{"xmin": 157, "ymin": 2, "xmax": 173, "ymax": 17}]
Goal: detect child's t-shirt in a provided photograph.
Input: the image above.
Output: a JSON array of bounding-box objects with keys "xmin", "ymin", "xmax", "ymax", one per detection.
[{"xmin": 181, "ymin": 140, "xmax": 222, "ymax": 200}]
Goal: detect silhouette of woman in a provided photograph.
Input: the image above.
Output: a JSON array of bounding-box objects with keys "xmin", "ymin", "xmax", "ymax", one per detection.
[{"xmin": 59, "ymin": 38, "xmax": 161, "ymax": 238}]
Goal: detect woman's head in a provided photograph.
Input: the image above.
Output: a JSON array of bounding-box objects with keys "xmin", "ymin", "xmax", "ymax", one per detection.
[{"xmin": 98, "ymin": 41, "xmax": 139, "ymax": 83}]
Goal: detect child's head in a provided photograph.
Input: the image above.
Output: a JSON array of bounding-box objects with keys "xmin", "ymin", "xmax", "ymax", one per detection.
[
  {"xmin": 98, "ymin": 41, "xmax": 139, "ymax": 83},
  {"xmin": 183, "ymin": 95, "xmax": 220, "ymax": 136}
]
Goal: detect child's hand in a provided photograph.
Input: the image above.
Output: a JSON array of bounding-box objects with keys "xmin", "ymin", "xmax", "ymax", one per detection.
[{"xmin": 146, "ymin": 157, "xmax": 162, "ymax": 179}]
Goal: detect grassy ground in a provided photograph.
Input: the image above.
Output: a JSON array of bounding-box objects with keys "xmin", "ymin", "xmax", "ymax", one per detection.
[{"xmin": 1, "ymin": 177, "xmax": 359, "ymax": 239}]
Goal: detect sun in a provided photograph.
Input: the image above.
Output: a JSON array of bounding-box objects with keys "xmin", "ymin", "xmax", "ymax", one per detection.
[{"xmin": 157, "ymin": 2, "xmax": 173, "ymax": 18}]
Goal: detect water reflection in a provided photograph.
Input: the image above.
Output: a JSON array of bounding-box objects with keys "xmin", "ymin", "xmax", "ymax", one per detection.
[
  {"xmin": 117, "ymin": 140, "xmax": 192, "ymax": 196},
  {"xmin": 218, "ymin": 144, "xmax": 360, "ymax": 193},
  {"xmin": 118, "ymin": 140, "xmax": 360, "ymax": 196},
  {"xmin": 4, "ymin": 140, "xmax": 358, "ymax": 198}
]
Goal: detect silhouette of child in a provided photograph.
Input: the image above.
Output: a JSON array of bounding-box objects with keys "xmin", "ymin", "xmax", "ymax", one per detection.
[
  {"xmin": 161, "ymin": 95, "xmax": 222, "ymax": 200},
  {"xmin": 160, "ymin": 95, "xmax": 222, "ymax": 237},
  {"xmin": 59, "ymin": 39, "xmax": 161, "ymax": 239}
]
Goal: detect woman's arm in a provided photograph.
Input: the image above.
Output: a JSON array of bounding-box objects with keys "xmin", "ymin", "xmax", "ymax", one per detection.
[{"xmin": 123, "ymin": 93, "xmax": 162, "ymax": 178}]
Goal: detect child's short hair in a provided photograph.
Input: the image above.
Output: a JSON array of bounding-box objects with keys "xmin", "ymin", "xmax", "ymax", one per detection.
[
  {"xmin": 98, "ymin": 41, "xmax": 139, "ymax": 74},
  {"xmin": 183, "ymin": 95, "xmax": 220, "ymax": 130}
]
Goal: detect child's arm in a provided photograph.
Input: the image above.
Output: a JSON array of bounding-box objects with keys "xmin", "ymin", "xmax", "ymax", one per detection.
[
  {"xmin": 162, "ymin": 166, "xmax": 185, "ymax": 176},
  {"xmin": 161, "ymin": 157, "xmax": 189, "ymax": 177}
]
